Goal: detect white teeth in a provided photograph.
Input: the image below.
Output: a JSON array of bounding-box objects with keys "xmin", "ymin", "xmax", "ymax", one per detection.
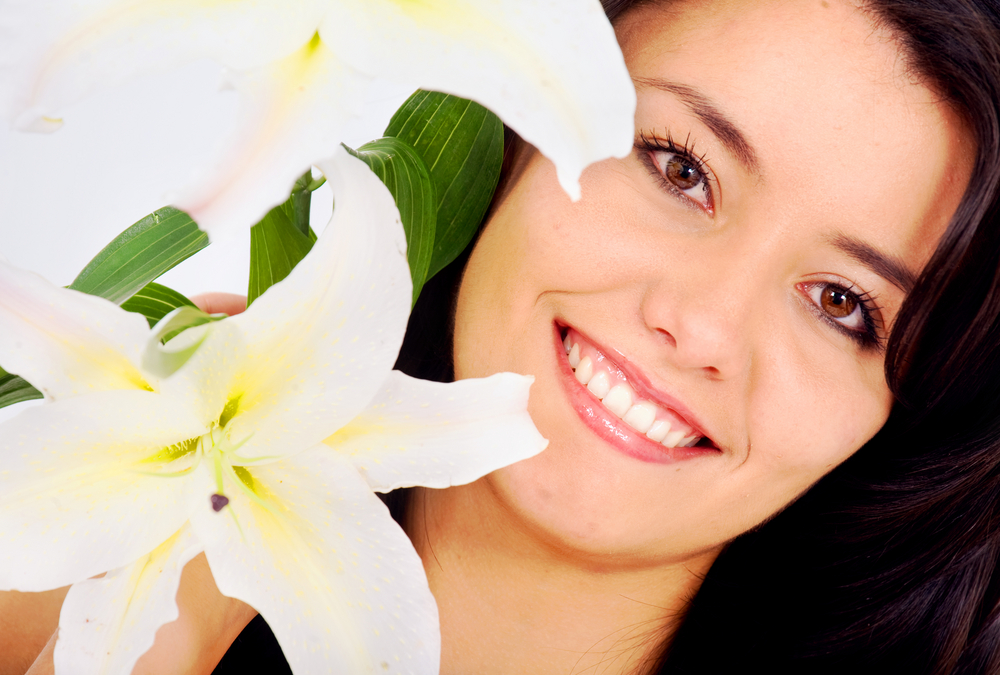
[
  {"xmin": 564, "ymin": 333, "xmax": 573, "ymax": 351},
  {"xmin": 622, "ymin": 402, "xmax": 656, "ymax": 433},
  {"xmin": 569, "ymin": 342, "xmax": 706, "ymax": 448},
  {"xmin": 663, "ymin": 429, "xmax": 687, "ymax": 448},
  {"xmin": 645, "ymin": 419, "xmax": 671, "ymax": 442},
  {"xmin": 602, "ymin": 384, "xmax": 633, "ymax": 417},
  {"xmin": 575, "ymin": 356, "xmax": 593, "ymax": 385},
  {"xmin": 587, "ymin": 370, "xmax": 611, "ymax": 399},
  {"xmin": 568, "ymin": 343, "xmax": 581, "ymax": 368}
]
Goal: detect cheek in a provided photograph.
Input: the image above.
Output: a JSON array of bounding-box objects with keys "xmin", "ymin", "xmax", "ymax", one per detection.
[{"xmin": 752, "ymin": 355, "xmax": 893, "ymax": 488}]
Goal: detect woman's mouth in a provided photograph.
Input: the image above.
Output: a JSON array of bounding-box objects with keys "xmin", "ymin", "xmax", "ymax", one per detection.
[{"xmin": 555, "ymin": 325, "xmax": 717, "ymax": 463}]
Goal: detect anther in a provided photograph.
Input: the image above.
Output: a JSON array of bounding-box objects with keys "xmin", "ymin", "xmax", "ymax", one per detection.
[{"xmin": 210, "ymin": 493, "xmax": 230, "ymax": 512}]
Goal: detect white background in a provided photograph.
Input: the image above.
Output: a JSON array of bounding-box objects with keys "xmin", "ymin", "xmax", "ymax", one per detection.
[{"xmin": 0, "ymin": 59, "xmax": 412, "ymax": 421}]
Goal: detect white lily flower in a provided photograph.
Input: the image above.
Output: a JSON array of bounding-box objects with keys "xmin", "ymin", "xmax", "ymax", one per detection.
[
  {"xmin": 0, "ymin": 0, "xmax": 636, "ymax": 240},
  {"xmin": 0, "ymin": 149, "xmax": 546, "ymax": 674}
]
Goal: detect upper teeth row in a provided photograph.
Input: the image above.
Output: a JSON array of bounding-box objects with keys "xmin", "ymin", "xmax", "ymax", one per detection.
[{"xmin": 565, "ymin": 335, "xmax": 701, "ymax": 449}]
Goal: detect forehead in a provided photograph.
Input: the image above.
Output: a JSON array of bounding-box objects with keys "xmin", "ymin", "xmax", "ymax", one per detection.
[{"xmin": 616, "ymin": 0, "xmax": 973, "ymax": 265}]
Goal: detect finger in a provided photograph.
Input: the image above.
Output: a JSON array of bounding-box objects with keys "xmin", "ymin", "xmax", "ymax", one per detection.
[{"xmin": 189, "ymin": 292, "xmax": 248, "ymax": 317}]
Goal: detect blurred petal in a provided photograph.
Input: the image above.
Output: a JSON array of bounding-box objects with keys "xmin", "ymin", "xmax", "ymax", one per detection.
[
  {"xmin": 0, "ymin": 0, "xmax": 326, "ymax": 131},
  {"xmin": 0, "ymin": 262, "xmax": 152, "ymax": 399},
  {"xmin": 0, "ymin": 391, "xmax": 206, "ymax": 591},
  {"xmin": 328, "ymin": 371, "xmax": 547, "ymax": 492},
  {"xmin": 322, "ymin": 0, "xmax": 636, "ymax": 199},
  {"xmin": 54, "ymin": 525, "xmax": 203, "ymax": 675},
  {"xmin": 173, "ymin": 35, "xmax": 372, "ymax": 240},
  {"xmin": 156, "ymin": 321, "xmax": 246, "ymax": 429},
  {"xmin": 226, "ymin": 149, "xmax": 411, "ymax": 460},
  {"xmin": 192, "ymin": 447, "xmax": 438, "ymax": 674}
]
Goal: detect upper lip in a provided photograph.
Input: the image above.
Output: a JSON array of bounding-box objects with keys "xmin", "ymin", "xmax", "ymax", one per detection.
[{"xmin": 558, "ymin": 322, "xmax": 717, "ymax": 446}]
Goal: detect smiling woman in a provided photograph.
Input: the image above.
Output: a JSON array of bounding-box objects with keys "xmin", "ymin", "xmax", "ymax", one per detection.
[
  {"xmin": 447, "ymin": 0, "xmax": 970, "ymax": 564},
  {"xmin": 389, "ymin": 0, "xmax": 1000, "ymax": 673}
]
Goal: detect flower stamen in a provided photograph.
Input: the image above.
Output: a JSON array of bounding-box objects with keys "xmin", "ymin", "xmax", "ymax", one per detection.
[{"xmin": 210, "ymin": 494, "xmax": 229, "ymax": 512}]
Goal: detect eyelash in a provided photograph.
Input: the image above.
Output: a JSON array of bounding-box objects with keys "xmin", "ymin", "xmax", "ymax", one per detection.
[
  {"xmin": 799, "ymin": 281, "xmax": 885, "ymax": 350},
  {"xmin": 635, "ymin": 131, "xmax": 715, "ymax": 212}
]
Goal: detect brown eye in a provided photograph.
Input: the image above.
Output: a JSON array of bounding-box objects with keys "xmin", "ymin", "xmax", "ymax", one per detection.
[
  {"xmin": 665, "ymin": 156, "xmax": 704, "ymax": 190},
  {"xmin": 800, "ymin": 281, "xmax": 882, "ymax": 347},
  {"xmin": 647, "ymin": 150, "xmax": 713, "ymax": 210},
  {"xmin": 820, "ymin": 286, "xmax": 857, "ymax": 318}
]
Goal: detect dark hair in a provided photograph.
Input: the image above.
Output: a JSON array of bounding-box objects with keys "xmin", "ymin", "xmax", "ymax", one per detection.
[{"xmin": 393, "ymin": 1, "xmax": 1000, "ymax": 673}]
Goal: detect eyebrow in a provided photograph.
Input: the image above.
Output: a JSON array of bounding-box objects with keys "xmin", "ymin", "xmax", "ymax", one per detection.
[
  {"xmin": 633, "ymin": 77, "xmax": 761, "ymax": 176},
  {"xmin": 829, "ymin": 233, "xmax": 919, "ymax": 293}
]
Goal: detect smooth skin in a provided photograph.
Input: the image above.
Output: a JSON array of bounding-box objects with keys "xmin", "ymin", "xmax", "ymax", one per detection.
[{"xmin": 0, "ymin": 1, "xmax": 975, "ymax": 673}]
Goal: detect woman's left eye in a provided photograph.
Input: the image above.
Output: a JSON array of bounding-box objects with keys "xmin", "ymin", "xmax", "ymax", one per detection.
[{"xmin": 800, "ymin": 281, "xmax": 882, "ymax": 347}]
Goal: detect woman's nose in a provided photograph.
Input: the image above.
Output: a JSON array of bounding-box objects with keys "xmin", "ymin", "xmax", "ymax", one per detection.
[{"xmin": 640, "ymin": 260, "xmax": 758, "ymax": 381}]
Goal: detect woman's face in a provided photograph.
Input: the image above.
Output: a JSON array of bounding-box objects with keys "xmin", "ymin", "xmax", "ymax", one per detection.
[{"xmin": 452, "ymin": 0, "xmax": 973, "ymax": 567}]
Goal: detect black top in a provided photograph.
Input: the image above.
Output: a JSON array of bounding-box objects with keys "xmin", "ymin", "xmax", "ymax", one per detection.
[{"xmin": 212, "ymin": 615, "xmax": 291, "ymax": 674}]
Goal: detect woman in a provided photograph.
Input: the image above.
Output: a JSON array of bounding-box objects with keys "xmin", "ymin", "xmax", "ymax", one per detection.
[
  {"xmin": 8, "ymin": 0, "xmax": 1000, "ymax": 673},
  {"xmin": 395, "ymin": 0, "xmax": 1000, "ymax": 673}
]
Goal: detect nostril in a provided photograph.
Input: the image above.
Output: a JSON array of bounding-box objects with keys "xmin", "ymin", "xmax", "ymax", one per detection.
[
  {"xmin": 655, "ymin": 328, "xmax": 677, "ymax": 349},
  {"xmin": 702, "ymin": 365, "xmax": 723, "ymax": 380}
]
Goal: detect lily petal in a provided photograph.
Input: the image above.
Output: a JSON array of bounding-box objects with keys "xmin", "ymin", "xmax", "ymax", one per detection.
[
  {"xmin": 0, "ymin": 262, "xmax": 152, "ymax": 399},
  {"xmin": 191, "ymin": 446, "xmax": 438, "ymax": 674},
  {"xmin": 0, "ymin": 391, "xmax": 206, "ymax": 591},
  {"xmin": 226, "ymin": 148, "xmax": 411, "ymax": 461},
  {"xmin": 1, "ymin": 0, "xmax": 327, "ymax": 132},
  {"xmin": 172, "ymin": 34, "xmax": 372, "ymax": 240},
  {"xmin": 155, "ymin": 320, "xmax": 246, "ymax": 430},
  {"xmin": 322, "ymin": 0, "xmax": 636, "ymax": 199},
  {"xmin": 327, "ymin": 371, "xmax": 547, "ymax": 492},
  {"xmin": 54, "ymin": 525, "xmax": 203, "ymax": 675}
]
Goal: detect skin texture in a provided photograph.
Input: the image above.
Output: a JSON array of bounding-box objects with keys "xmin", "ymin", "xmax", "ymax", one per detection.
[
  {"xmin": 0, "ymin": 587, "xmax": 68, "ymax": 675},
  {"xmin": 417, "ymin": 1, "xmax": 974, "ymax": 673}
]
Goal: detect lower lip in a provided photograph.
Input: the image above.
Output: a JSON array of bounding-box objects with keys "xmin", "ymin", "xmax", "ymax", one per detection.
[{"xmin": 552, "ymin": 324, "xmax": 715, "ymax": 465}]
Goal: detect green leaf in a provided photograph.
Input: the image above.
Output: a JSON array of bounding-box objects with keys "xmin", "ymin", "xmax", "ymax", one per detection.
[
  {"xmin": 247, "ymin": 173, "xmax": 316, "ymax": 307},
  {"xmin": 385, "ymin": 91, "xmax": 504, "ymax": 279},
  {"xmin": 1, "ymin": 207, "xmax": 208, "ymax": 413},
  {"xmin": 69, "ymin": 207, "xmax": 208, "ymax": 304},
  {"xmin": 0, "ymin": 372, "xmax": 42, "ymax": 408},
  {"xmin": 348, "ymin": 137, "xmax": 436, "ymax": 304},
  {"xmin": 142, "ymin": 306, "xmax": 226, "ymax": 378},
  {"xmin": 120, "ymin": 282, "xmax": 196, "ymax": 328}
]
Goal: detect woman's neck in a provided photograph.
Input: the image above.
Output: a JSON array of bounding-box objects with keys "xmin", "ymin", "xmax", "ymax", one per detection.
[{"xmin": 407, "ymin": 483, "xmax": 718, "ymax": 675}]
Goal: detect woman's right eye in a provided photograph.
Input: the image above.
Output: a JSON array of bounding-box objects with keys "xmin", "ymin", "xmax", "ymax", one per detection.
[
  {"xmin": 636, "ymin": 134, "xmax": 714, "ymax": 213},
  {"xmin": 649, "ymin": 151, "xmax": 712, "ymax": 210}
]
